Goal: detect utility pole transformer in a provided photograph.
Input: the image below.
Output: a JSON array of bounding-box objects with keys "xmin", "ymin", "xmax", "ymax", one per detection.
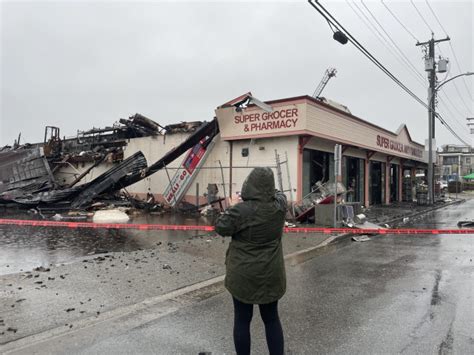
[{"xmin": 416, "ymin": 35, "xmax": 450, "ymax": 205}]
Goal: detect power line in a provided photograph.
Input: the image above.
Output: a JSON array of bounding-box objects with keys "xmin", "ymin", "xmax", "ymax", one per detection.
[
  {"xmin": 381, "ymin": 0, "xmax": 419, "ymax": 43},
  {"xmin": 360, "ymin": 0, "xmax": 426, "ymax": 83},
  {"xmin": 425, "ymin": 0, "xmax": 449, "ymax": 36},
  {"xmin": 437, "ymin": 46, "xmax": 473, "ymax": 113},
  {"xmin": 307, "ymin": 0, "xmax": 469, "ymax": 146},
  {"xmin": 436, "ymin": 112, "xmax": 470, "ymax": 146},
  {"xmin": 425, "ymin": 0, "xmax": 474, "ymax": 101},
  {"xmin": 448, "ymin": 42, "xmax": 474, "ymax": 102},
  {"xmin": 309, "ymin": 1, "xmax": 425, "ymax": 107},
  {"xmin": 438, "ymin": 90, "xmax": 467, "ymax": 119},
  {"xmin": 449, "ymin": 75, "xmax": 473, "ymax": 114},
  {"xmin": 410, "ymin": 0, "xmax": 434, "ymax": 34},
  {"xmin": 437, "ymin": 95, "xmax": 472, "ymax": 140},
  {"xmin": 346, "ymin": 0, "xmax": 426, "ymax": 87}
]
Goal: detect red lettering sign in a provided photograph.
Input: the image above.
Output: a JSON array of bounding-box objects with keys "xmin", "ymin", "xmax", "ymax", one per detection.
[
  {"xmin": 376, "ymin": 135, "xmax": 423, "ymax": 158},
  {"xmin": 234, "ymin": 108, "xmax": 299, "ymax": 132}
]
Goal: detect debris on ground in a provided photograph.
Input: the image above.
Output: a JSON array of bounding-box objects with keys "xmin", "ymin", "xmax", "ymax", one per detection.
[
  {"xmin": 92, "ymin": 209, "xmax": 130, "ymax": 223},
  {"xmin": 294, "ymin": 181, "xmax": 347, "ymax": 223},
  {"xmin": 457, "ymin": 220, "xmax": 474, "ymax": 227},
  {"xmin": 52, "ymin": 213, "xmax": 88, "ymax": 221},
  {"xmin": 353, "ymin": 214, "xmax": 367, "ymax": 224},
  {"xmin": 352, "ymin": 235, "xmax": 371, "ymax": 242}
]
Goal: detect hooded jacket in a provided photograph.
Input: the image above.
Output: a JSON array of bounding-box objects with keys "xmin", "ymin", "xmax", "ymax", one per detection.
[{"xmin": 215, "ymin": 167, "xmax": 287, "ymax": 304}]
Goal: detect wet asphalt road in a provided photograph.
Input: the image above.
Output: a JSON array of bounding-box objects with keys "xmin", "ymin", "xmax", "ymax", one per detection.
[
  {"xmin": 13, "ymin": 199, "xmax": 473, "ymax": 354},
  {"xmin": 0, "ymin": 212, "xmax": 214, "ymax": 275}
]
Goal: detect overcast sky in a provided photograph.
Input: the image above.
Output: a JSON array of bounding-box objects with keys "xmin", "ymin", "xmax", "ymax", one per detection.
[{"xmin": 1, "ymin": 0, "xmax": 473, "ymax": 148}]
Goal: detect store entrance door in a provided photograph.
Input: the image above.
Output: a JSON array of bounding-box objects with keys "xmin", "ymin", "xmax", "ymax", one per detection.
[
  {"xmin": 390, "ymin": 164, "xmax": 399, "ymax": 202},
  {"xmin": 370, "ymin": 161, "xmax": 383, "ymax": 205}
]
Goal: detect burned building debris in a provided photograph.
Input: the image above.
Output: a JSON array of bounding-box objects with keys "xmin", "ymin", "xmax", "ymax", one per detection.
[
  {"xmin": 0, "ymin": 113, "xmax": 219, "ymax": 211},
  {"xmin": 0, "ymin": 147, "xmax": 56, "ymax": 198}
]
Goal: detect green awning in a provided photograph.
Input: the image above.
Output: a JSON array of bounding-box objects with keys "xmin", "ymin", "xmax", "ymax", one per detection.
[{"xmin": 463, "ymin": 173, "xmax": 474, "ymax": 180}]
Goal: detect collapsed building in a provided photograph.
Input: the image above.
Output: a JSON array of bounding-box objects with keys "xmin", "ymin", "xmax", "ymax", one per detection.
[{"xmin": 0, "ymin": 93, "xmax": 428, "ymax": 219}]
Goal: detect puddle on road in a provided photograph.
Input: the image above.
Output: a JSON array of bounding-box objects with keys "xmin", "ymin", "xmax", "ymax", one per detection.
[{"xmin": 0, "ymin": 211, "xmax": 216, "ymax": 275}]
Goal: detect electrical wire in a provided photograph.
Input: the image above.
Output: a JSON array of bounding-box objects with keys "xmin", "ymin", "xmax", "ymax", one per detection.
[
  {"xmin": 439, "ymin": 91, "xmax": 467, "ymax": 121},
  {"xmin": 310, "ymin": 1, "xmax": 425, "ymax": 107},
  {"xmin": 435, "ymin": 112, "xmax": 470, "ymax": 146},
  {"xmin": 375, "ymin": 1, "xmax": 469, "ymax": 132},
  {"xmin": 425, "ymin": 0, "xmax": 449, "ymax": 36},
  {"xmin": 307, "ymin": 0, "xmax": 470, "ymax": 146},
  {"xmin": 425, "ymin": 0, "xmax": 474, "ymax": 102},
  {"xmin": 410, "ymin": 0, "xmax": 434, "ymax": 34},
  {"xmin": 360, "ymin": 0, "xmax": 426, "ymax": 83},
  {"xmin": 437, "ymin": 95, "xmax": 472, "ymax": 140},
  {"xmin": 448, "ymin": 42, "xmax": 474, "ymax": 101},
  {"xmin": 381, "ymin": 0, "xmax": 419, "ymax": 43},
  {"xmin": 436, "ymin": 46, "xmax": 472, "ymax": 114},
  {"xmin": 346, "ymin": 0, "xmax": 426, "ymax": 88}
]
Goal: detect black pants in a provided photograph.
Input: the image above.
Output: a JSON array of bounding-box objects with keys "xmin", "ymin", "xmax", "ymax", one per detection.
[{"xmin": 232, "ymin": 296, "xmax": 284, "ymax": 355}]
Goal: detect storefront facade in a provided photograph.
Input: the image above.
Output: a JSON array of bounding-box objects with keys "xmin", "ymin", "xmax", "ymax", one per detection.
[{"xmin": 216, "ymin": 95, "xmax": 427, "ymax": 206}]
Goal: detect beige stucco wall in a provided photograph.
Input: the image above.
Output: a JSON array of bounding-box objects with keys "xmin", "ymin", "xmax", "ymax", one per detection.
[
  {"xmin": 122, "ymin": 133, "xmax": 228, "ymax": 204},
  {"xmin": 121, "ymin": 134, "xmax": 298, "ymax": 204},
  {"xmin": 305, "ymin": 102, "xmax": 425, "ymax": 162},
  {"xmin": 228, "ymin": 136, "xmax": 298, "ymax": 202},
  {"xmin": 216, "ymin": 97, "xmax": 426, "ymax": 163}
]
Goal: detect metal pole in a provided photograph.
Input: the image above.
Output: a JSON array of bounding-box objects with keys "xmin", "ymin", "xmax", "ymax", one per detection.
[
  {"xmin": 334, "ymin": 144, "xmax": 341, "ymax": 228},
  {"xmin": 284, "ymin": 151, "xmax": 296, "ymax": 218},
  {"xmin": 416, "ymin": 35, "xmax": 451, "ymax": 205},
  {"xmin": 229, "ymin": 141, "xmax": 233, "ymax": 201},
  {"xmin": 457, "ymin": 155, "xmax": 460, "ymax": 199},
  {"xmin": 218, "ymin": 160, "xmax": 227, "ymax": 208},
  {"xmin": 427, "ymin": 37, "xmax": 435, "ymax": 205},
  {"xmin": 334, "ymin": 164, "xmax": 337, "ymax": 228},
  {"xmin": 196, "ymin": 182, "xmax": 199, "ymax": 209}
]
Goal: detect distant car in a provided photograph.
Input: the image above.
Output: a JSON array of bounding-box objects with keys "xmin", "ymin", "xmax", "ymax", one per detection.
[{"xmin": 439, "ymin": 180, "xmax": 448, "ymax": 190}]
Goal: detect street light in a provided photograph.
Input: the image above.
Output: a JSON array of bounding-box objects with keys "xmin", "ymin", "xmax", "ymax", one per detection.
[
  {"xmin": 427, "ymin": 71, "xmax": 474, "ymax": 204},
  {"xmin": 434, "ymin": 72, "xmax": 474, "ymax": 92}
]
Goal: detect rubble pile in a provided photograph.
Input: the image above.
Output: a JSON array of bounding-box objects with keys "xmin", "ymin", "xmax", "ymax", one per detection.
[{"xmin": 0, "ymin": 116, "xmax": 219, "ymax": 213}]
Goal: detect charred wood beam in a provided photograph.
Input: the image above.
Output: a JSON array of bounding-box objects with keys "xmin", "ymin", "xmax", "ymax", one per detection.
[
  {"xmin": 67, "ymin": 154, "xmax": 107, "ymax": 188},
  {"xmin": 71, "ymin": 151, "xmax": 147, "ymax": 208}
]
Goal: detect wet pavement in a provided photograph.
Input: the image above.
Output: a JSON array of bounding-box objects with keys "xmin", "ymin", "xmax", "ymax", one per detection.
[
  {"xmin": 0, "ymin": 196, "xmax": 465, "ymax": 276},
  {"xmin": 0, "ymin": 211, "xmax": 214, "ymax": 275},
  {"xmin": 4, "ymin": 196, "xmax": 471, "ymax": 354},
  {"xmin": 0, "ymin": 212, "xmax": 330, "ymax": 346},
  {"xmin": 363, "ymin": 195, "xmax": 464, "ymax": 226}
]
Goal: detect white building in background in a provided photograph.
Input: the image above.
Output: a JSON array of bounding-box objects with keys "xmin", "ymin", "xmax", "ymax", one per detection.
[{"xmin": 438, "ymin": 144, "xmax": 474, "ymax": 180}]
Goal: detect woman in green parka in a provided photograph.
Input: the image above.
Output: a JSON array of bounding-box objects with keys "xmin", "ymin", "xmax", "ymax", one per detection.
[{"xmin": 215, "ymin": 167, "xmax": 287, "ymax": 355}]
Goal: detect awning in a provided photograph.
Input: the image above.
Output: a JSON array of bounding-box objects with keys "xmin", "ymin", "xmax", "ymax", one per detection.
[{"xmin": 462, "ymin": 172, "xmax": 474, "ymax": 180}]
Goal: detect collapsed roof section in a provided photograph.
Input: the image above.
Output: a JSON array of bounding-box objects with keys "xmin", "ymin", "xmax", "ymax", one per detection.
[
  {"xmin": 0, "ymin": 114, "xmax": 220, "ymax": 208},
  {"xmin": 0, "ymin": 147, "xmax": 55, "ymax": 197}
]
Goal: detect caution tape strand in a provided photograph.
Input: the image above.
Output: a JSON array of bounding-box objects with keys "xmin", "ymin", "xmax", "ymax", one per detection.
[{"xmin": 0, "ymin": 219, "xmax": 473, "ymax": 235}]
